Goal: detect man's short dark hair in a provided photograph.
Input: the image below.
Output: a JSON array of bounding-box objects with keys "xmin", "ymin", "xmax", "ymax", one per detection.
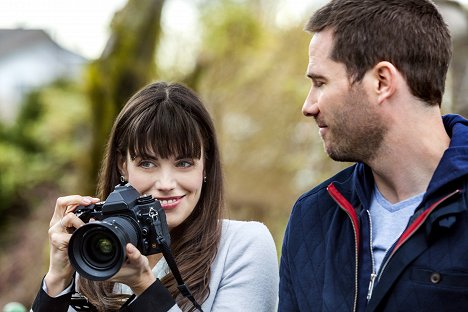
[{"xmin": 306, "ymin": 0, "xmax": 452, "ymax": 106}]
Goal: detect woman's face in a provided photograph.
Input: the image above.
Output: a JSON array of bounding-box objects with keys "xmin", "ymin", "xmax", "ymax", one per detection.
[{"xmin": 120, "ymin": 151, "xmax": 205, "ymax": 229}]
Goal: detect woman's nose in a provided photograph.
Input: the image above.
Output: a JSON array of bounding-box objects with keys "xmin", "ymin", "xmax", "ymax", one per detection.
[{"xmin": 155, "ymin": 171, "xmax": 176, "ymax": 190}]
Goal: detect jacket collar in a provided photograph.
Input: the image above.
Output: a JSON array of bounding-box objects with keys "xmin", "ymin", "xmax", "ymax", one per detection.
[
  {"xmin": 424, "ymin": 114, "xmax": 468, "ymax": 199},
  {"xmin": 331, "ymin": 114, "xmax": 468, "ymax": 210}
]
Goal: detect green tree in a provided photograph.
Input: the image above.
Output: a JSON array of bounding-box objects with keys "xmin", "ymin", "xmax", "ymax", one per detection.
[
  {"xmin": 177, "ymin": 0, "xmax": 349, "ymax": 243},
  {"xmin": 84, "ymin": 0, "xmax": 165, "ymax": 193}
]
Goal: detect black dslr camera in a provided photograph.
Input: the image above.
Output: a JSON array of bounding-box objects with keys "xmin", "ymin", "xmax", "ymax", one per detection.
[{"xmin": 68, "ymin": 183, "xmax": 171, "ymax": 281}]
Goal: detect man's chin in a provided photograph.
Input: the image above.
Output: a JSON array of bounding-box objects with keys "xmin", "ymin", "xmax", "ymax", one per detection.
[{"xmin": 326, "ymin": 147, "xmax": 358, "ymax": 163}]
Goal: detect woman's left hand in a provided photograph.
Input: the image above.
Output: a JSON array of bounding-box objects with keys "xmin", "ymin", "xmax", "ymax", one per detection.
[{"xmin": 110, "ymin": 244, "xmax": 156, "ymax": 296}]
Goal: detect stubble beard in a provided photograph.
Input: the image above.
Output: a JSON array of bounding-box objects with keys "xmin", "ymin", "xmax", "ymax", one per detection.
[{"xmin": 323, "ymin": 85, "xmax": 388, "ymax": 164}]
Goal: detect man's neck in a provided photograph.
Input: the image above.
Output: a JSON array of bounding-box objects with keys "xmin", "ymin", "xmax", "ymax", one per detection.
[{"xmin": 369, "ymin": 112, "xmax": 450, "ymax": 204}]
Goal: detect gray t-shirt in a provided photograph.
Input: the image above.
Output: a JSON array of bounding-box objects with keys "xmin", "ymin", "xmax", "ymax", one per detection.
[{"xmin": 370, "ymin": 186, "xmax": 424, "ymax": 274}]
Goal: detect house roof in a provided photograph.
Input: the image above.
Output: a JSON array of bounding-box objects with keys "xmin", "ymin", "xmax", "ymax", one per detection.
[{"xmin": 0, "ymin": 28, "xmax": 86, "ymax": 60}]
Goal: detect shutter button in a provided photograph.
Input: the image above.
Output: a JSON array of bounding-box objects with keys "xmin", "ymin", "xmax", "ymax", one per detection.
[{"xmin": 430, "ymin": 272, "xmax": 441, "ymax": 284}]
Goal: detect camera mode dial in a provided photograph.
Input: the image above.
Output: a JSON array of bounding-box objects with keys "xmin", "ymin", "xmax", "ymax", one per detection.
[{"xmin": 137, "ymin": 194, "xmax": 153, "ymax": 204}]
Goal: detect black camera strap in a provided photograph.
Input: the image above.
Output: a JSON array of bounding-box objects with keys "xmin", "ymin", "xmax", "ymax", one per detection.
[
  {"xmin": 157, "ymin": 236, "xmax": 204, "ymax": 312},
  {"xmin": 148, "ymin": 208, "xmax": 203, "ymax": 312}
]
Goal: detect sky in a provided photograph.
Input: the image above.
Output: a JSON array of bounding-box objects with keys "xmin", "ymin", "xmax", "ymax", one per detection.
[
  {"xmin": 0, "ymin": 0, "xmax": 466, "ymax": 60},
  {"xmin": 0, "ymin": 0, "xmax": 315, "ymax": 60},
  {"xmin": 0, "ymin": 0, "xmax": 127, "ymax": 59}
]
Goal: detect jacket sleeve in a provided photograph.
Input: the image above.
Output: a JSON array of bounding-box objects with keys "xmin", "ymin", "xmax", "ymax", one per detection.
[
  {"xmin": 120, "ymin": 279, "xmax": 179, "ymax": 312},
  {"xmin": 30, "ymin": 278, "xmax": 74, "ymax": 312},
  {"xmin": 278, "ymin": 219, "xmax": 299, "ymax": 312}
]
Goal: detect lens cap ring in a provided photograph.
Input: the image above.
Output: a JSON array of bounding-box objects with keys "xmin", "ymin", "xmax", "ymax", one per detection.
[{"xmin": 68, "ymin": 217, "xmax": 139, "ymax": 281}]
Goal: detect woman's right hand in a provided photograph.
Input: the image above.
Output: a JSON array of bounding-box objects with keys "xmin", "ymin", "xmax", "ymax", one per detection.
[{"xmin": 44, "ymin": 195, "xmax": 100, "ymax": 296}]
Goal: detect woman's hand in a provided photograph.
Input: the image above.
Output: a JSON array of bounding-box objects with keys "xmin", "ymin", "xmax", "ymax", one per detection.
[
  {"xmin": 44, "ymin": 195, "xmax": 100, "ymax": 296},
  {"xmin": 110, "ymin": 244, "xmax": 156, "ymax": 296}
]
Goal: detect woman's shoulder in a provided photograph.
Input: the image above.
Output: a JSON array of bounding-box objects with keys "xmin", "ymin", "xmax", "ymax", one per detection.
[
  {"xmin": 218, "ymin": 219, "xmax": 277, "ymax": 257},
  {"xmin": 220, "ymin": 219, "xmax": 273, "ymax": 240},
  {"xmin": 204, "ymin": 220, "xmax": 279, "ymax": 310}
]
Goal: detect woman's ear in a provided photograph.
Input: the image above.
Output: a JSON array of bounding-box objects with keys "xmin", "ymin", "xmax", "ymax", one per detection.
[
  {"xmin": 118, "ymin": 154, "xmax": 128, "ymax": 180},
  {"xmin": 373, "ymin": 61, "xmax": 399, "ymax": 105}
]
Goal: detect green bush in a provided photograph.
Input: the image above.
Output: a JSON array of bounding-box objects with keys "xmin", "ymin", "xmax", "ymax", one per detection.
[{"xmin": 0, "ymin": 81, "xmax": 92, "ymax": 238}]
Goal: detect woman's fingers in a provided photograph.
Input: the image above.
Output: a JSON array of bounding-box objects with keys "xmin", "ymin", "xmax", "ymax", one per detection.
[
  {"xmin": 45, "ymin": 194, "xmax": 99, "ymax": 297},
  {"xmin": 109, "ymin": 244, "xmax": 155, "ymax": 295},
  {"xmin": 50, "ymin": 195, "xmax": 100, "ymax": 227},
  {"xmin": 49, "ymin": 231, "xmax": 71, "ymax": 250},
  {"xmin": 55, "ymin": 213, "xmax": 86, "ymax": 233},
  {"xmin": 126, "ymin": 244, "xmax": 144, "ymax": 263}
]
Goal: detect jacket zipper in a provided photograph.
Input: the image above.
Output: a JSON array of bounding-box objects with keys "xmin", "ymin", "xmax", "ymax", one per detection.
[
  {"xmin": 376, "ymin": 189, "xmax": 461, "ymax": 282},
  {"xmin": 366, "ymin": 210, "xmax": 402, "ymax": 301},
  {"xmin": 328, "ymin": 183, "xmax": 359, "ymax": 312},
  {"xmin": 366, "ymin": 210, "xmax": 376, "ymax": 301}
]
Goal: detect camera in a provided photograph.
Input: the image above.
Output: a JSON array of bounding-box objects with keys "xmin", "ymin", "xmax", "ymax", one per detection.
[{"xmin": 68, "ymin": 183, "xmax": 171, "ymax": 281}]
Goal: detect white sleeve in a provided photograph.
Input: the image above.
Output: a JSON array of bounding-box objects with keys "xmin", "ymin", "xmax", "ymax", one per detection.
[
  {"xmin": 210, "ymin": 221, "xmax": 279, "ymax": 311},
  {"xmin": 42, "ymin": 279, "xmax": 74, "ymax": 297}
]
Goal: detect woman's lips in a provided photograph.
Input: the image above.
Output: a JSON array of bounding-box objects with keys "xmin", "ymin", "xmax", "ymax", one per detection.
[{"xmin": 157, "ymin": 196, "xmax": 183, "ymax": 210}]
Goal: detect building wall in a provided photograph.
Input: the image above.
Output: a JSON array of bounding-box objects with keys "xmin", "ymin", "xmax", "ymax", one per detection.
[{"xmin": 0, "ymin": 34, "xmax": 86, "ymax": 122}]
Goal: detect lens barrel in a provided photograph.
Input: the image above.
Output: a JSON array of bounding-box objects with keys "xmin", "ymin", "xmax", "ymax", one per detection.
[{"xmin": 68, "ymin": 216, "xmax": 140, "ymax": 280}]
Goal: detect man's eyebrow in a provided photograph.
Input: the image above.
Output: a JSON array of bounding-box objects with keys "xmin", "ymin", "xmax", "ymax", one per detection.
[{"xmin": 306, "ymin": 72, "xmax": 326, "ymax": 80}]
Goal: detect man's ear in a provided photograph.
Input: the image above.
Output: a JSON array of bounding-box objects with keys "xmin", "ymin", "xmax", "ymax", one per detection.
[{"xmin": 373, "ymin": 61, "xmax": 399, "ymax": 104}]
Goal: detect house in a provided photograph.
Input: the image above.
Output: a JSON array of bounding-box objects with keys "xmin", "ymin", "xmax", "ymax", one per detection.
[{"xmin": 0, "ymin": 29, "xmax": 87, "ymax": 122}]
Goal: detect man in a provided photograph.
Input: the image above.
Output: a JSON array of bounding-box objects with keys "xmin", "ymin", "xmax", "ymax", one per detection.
[{"xmin": 279, "ymin": 0, "xmax": 468, "ymax": 311}]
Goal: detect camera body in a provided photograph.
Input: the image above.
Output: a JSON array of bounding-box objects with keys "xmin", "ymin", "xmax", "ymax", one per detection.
[{"xmin": 68, "ymin": 183, "xmax": 171, "ymax": 280}]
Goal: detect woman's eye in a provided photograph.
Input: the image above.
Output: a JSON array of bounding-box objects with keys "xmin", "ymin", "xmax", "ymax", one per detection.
[
  {"xmin": 139, "ymin": 160, "xmax": 155, "ymax": 169},
  {"xmin": 176, "ymin": 160, "xmax": 194, "ymax": 168}
]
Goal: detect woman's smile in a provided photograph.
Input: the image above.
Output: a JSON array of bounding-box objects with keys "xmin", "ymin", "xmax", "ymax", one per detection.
[
  {"xmin": 121, "ymin": 152, "xmax": 204, "ymax": 229},
  {"xmin": 156, "ymin": 196, "xmax": 184, "ymax": 210}
]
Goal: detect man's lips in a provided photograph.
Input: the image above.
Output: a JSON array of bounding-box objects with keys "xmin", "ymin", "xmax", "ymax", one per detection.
[
  {"xmin": 317, "ymin": 123, "xmax": 328, "ymax": 136},
  {"xmin": 156, "ymin": 196, "xmax": 184, "ymax": 209},
  {"xmin": 315, "ymin": 117, "xmax": 327, "ymax": 129}
]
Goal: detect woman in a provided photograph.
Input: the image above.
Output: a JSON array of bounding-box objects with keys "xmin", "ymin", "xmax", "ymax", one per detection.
[{"xmin": 31, "ymin": 82, "xmax": 279, "ymax": 311}]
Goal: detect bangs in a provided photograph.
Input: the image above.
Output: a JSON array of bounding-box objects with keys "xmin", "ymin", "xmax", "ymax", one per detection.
[{"xmin": 125, "ymin": 100, "xmax": 203, "ymax": 160}]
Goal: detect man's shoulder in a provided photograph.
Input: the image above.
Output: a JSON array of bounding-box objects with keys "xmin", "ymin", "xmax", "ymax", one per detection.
[{"xmin": 296, "ymin": 164, "xmax": 358, "ymax": 206}]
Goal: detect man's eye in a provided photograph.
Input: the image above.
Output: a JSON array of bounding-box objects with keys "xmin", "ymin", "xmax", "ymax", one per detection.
[{"xmin": 313, "ymin": 80, "xmax": 324, "ymax": 88}]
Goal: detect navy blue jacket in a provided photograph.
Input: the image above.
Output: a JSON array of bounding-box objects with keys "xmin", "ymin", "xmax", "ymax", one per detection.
[{"xmin": 279, "ymin": 114, "xmax": 468, "ymax": 311}]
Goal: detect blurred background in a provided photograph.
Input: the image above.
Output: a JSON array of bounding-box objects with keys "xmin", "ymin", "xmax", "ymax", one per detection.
[{"xmin": 0, "ymin": 0, "xmax": 467, "ymax": 309}]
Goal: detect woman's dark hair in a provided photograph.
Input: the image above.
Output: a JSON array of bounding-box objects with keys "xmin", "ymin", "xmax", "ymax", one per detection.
[
  {"xmin": 306, "ymin": 0, "xmax": 452, "ymax": 106},
  {"xmin": 79, "ymin": 81, "xmax": 224, "ymax": 311}
]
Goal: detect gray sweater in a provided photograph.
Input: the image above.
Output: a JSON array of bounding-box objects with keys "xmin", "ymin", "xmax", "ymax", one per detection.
[
  {"xmin": 71, "ymin": 220, "xmax": 279, "ymax": 311},
  {"xmin": 156, "ymin": 220, "xmax": 279, "ymax": 311}
]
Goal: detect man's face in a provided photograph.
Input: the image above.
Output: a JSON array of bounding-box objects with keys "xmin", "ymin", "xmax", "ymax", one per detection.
[{"xmin": 302, "ymin": 29, "xmax": 388, "ymax": 163}]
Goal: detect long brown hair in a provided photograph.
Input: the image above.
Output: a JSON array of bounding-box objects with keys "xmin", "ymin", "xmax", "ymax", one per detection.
[{"xmin": 79, "ymin": 82, "xmax": 224, "ymax": 311}]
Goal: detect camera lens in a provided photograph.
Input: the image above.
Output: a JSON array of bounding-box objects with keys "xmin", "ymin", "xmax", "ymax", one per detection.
[
  {"xmin": 68, "ymin": 216, "xmax": 140, "ymax": 281},
  {"xmin": 85, "ymin": 232, "xmax": 116, "ymax": 264},
  {"xmin": 95, "ymin": 236, "xmax": 113, "ymax": 255}
]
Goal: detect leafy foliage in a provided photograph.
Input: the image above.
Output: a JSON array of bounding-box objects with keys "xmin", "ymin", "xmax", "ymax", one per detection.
[{"xmin": 0, "ymin": 81, "xmax": 91, "ymax": 234}]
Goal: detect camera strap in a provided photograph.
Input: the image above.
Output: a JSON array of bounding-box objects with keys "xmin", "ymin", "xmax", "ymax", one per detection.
[
  {"xmin": 149, "ymin": 207, "xmax": 203, "ymax": 311},
  {"xmin": 158, "ymin": 238, "xmax": 204, "ymax": 312}
]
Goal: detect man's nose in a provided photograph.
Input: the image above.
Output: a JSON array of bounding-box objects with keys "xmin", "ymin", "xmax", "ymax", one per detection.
[{"xmin": 302, "ymin": 87, "xmax": 319, "ymax": 117}]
